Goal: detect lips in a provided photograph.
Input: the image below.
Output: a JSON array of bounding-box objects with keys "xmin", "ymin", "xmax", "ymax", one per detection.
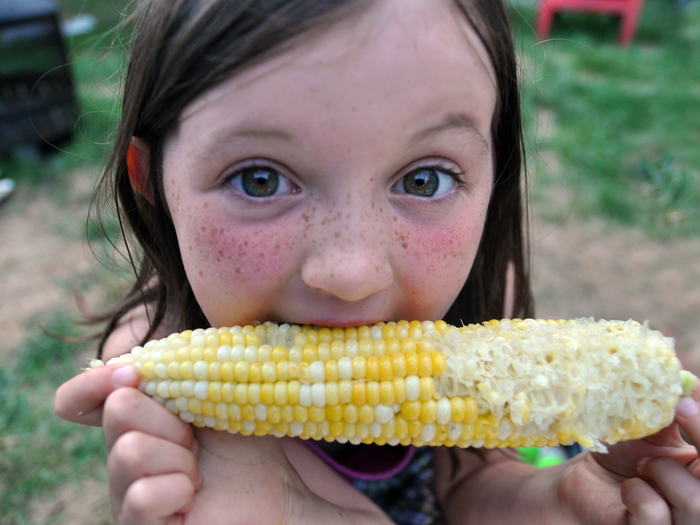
[{"xmin": 287, "ymin": 317, "xmax": 386, "ymax": 328}]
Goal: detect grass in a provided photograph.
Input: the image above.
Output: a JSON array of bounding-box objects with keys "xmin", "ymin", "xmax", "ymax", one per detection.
[
  {"xmin": 0, "ymin": 314, "xmax": 106, "ymax": 525},
  {"xmin": 511, "ymin": 0, "xmax": 700, "ymax": 235}
]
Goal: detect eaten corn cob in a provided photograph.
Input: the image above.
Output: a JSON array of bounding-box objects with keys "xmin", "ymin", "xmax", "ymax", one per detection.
[{"xmin": 93, "ymin": 318, "xmax": 697, "ymax": 452}]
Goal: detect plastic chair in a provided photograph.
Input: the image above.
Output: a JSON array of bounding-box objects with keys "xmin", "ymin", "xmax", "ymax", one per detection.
[{"xmin": 536, "ymin": 0, "xmax": 646, "ymax": 47}]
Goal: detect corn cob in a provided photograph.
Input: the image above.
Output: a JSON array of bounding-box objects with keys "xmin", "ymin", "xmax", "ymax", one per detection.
[{"xmin": 93, "ymin": 318, "xmax": 697, "ymax": 452}]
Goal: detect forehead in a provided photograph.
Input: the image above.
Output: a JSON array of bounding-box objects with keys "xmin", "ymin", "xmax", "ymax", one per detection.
[{"xmin": 178, "ymin": 0, "xmax": 498, "ymax": 125}]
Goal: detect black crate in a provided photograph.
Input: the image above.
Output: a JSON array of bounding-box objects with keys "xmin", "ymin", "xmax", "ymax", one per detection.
[{"xmin": 0, "ymin": 0, "xmax": 78, "ymax": 154}]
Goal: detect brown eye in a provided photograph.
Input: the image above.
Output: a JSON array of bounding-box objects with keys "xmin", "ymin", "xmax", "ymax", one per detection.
[{"xmin": 401, "ymin": 168, "xmax": 454, "ymax": 197}]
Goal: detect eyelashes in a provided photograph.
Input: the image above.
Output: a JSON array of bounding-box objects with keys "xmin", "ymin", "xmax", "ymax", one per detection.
[
  {"xmin": 224, "ymin": 161, "xmax": 466, "ymax": 200},
  {"xmin": 227, "ymin": 165, "xmax": 298, "ymax": 198},
  {"xmin": 392, "ymin": 165, "xmax": 466, "ymax": 198}
]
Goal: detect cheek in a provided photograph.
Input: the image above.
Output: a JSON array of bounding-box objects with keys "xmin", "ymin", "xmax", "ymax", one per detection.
[
  {"xmin": 178, "ymin": 212, "xmax": 300, "ymax": 311},
  {"xmin": 397, "ymin": 210, "xmax": 486, "ymax": 317}
]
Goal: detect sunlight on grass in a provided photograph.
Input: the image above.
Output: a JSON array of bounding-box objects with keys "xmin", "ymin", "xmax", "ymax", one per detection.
[{"xmin": 512, "ymin": 0, "xmax": 700, "ymax": 236}]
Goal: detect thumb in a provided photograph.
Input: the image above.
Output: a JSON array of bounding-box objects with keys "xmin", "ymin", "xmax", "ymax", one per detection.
[{"xmin": 55, "ymin": 364, "xmax": 141, "ymax": 426}]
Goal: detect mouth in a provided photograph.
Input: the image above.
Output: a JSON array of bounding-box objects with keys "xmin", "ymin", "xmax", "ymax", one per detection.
[{"xmin": 285, "ymin": 316, "xmax": 390, "ymax": 328}]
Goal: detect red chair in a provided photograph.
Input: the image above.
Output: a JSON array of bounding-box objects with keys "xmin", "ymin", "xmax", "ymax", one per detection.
[{"xmin": 536, "ymin": 0, "xmax": 646, "ymax": 47}]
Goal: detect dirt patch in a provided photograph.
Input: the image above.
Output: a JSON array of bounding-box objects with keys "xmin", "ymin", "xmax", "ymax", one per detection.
[
  {"xmin": 27, "ymin": 478, "xmax": 112, "ymax": 525},
  {"xmin": 0, "ymin": 171, "xmax": 98, "ymax": 359},
  {"xmin": 531, "ymin": 215, "xmax": 700, "ymax": 375}
]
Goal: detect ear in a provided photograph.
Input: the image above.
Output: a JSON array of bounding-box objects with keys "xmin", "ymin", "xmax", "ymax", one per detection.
[{"xmin": 127, "ymin": 137, "xmax": 154, "ymax": 203}]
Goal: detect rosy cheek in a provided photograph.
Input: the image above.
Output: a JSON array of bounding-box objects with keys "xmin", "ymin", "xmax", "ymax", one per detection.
[
  {"xmin": 398, "ymin": 216, "xmax": 483, "ymax": 315},
  {"xmin": 183, "ymin": 214, "xmax": 300, "ymax": 293}
]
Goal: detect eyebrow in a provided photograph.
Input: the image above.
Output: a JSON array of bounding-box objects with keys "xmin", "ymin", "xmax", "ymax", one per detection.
[
  {"xmin": 214, "ymin": 126, "xmax": 295, "ymax": 145},
  {"xmin": 193, "ymin": 112, "xmax": 488, "ymax": 160},
  {"xmin": 410, "ymin": 112, "xmax": 490, "ymax": 148}
]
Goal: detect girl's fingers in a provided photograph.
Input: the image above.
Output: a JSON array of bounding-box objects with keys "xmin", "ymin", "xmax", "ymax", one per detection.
[
  {"xmin": 620, "ymin": 477, "xmax": 671, "ymax": 525},
  {"xmin": 103, "ymin": 387, "xmax": 195, "ymax": 454},
  {"xmin": 674, "ymin": 396, "xmax": 700, "ymax": 447},
  {"xmin": 638, "ymin": 457, "xmax": 700, "ymax": 523},
  {"xmin": 54, "ymin": 364, "xmax": 140, "ymax": 426},
  {"xmin": 108, "ymin": 430, "xmax": 201, "ymax": 515},
  {"xmin": 117, "ymin": 472, "xmax": 195, "ymax": 525}
]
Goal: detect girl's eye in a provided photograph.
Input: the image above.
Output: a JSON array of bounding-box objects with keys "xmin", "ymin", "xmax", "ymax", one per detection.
[
  {"xmin": 229, "ymin": 166, "xmax": 296, "ymax": 197},
  {"xmin": 399, "ymin": 167, "xmax": 456, "ymax": 197}
]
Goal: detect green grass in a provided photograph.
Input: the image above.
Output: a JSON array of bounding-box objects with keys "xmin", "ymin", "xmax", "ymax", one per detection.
[
  {"xmin": 512, "ymin": 0, "xmax": 700, "ymax": 236},
  {"xmin": 0, "ymin": 314, "xmax": 106, "ymax": 525}
]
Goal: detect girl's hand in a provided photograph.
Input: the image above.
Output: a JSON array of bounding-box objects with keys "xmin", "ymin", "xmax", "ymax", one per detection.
[
  {"xmin": 56, "ymin": 366, "xmax": 390, "ymax": 524},
  {"xmin": 103, "ymin": 385, "xmax": 202, "ymax": 523},
  {"xmin": 55, "ymin": 365, "xmax": 202, "ymax": 523},
  {"xmin": 560, "ymin": 387, "xmax": 700, "ymax": 524}
]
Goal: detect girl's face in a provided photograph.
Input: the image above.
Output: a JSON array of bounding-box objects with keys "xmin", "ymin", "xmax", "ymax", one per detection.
[{"xmin": 162, "ymin": 0, "xmax": 497, "ymax": 328}]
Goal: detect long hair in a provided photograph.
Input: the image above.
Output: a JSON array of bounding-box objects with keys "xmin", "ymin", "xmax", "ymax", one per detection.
[{"xmin": 91, "ymin": 0, "xmax": 532, "ymax": 357}]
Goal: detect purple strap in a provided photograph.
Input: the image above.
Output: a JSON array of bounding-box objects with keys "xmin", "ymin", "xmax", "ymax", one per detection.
[{"xmin": 303, "ymin": 440, "xmax": 416, "ymax": 481}]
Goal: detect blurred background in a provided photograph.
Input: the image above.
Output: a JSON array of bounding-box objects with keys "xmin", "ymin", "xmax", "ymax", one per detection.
[{"xmin": 0, "ymin": 0, "xmax": 698, "ymax": 522}]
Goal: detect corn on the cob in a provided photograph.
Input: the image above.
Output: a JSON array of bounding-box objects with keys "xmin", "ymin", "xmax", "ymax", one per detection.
[{"xmin": 93, "ymin": 318, "xmax": 696, "ymax": 452}]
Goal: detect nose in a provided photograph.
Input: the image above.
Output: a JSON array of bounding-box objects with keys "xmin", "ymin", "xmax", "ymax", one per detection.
[{"xmin": 300, "ymin": 221, "xmax": 394, "ymax": 303}]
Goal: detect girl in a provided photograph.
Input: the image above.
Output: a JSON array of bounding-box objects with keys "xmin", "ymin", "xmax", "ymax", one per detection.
[{"xmin": 55, "ymin": 0, "xmax": 700, "ymax": 523}]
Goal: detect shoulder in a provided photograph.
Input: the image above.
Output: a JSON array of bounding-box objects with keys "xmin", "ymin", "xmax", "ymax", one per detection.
[{"xmin": 102, "ymin": 303, "xmax": 178, "ymax": 360}]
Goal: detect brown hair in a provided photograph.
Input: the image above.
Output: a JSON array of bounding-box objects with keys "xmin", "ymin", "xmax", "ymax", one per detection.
[{"xmin": 92, "ymin": 0, "xmax": 532, "ymax": 356}]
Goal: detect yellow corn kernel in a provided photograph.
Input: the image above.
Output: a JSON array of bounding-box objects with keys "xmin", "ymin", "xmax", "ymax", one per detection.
[
  {"xmin": 343, "ymin": 404, "xmax": 358, "ymax": 423},
  {"xmin": 207, "ymin": 382, "xmax": 222, "ymax": 403},
  {"xmin": 309, "ymin": 406, "xmax": 326, "ymax": 423},
  {"xmin": 234, "ymin": 383, "xmax": 247, "ymax": 405},
  {"xmin": 352, "ymin": 357, "xmax": 366, "ymax": 380},
  {"xmin": 419, "ymin": 377, "xmax": 434, "ymax": 401},
  {"xmin": 366, "ymin": 381, "xmax": 380, "ymax": 406},
  {"xmin": 293, "ymin": 406, "xmax": 308, "ymax": 423},
  {"xmin": 325, "ymin": 382, "xmax": 339, "ymax": 406},
  {"xmin": 208, "ymin": 361, "xmax": 222, "ymax": 381},
  {"xmin": 245, "ymin": 333, "xmax": 261, "ymax": 347},
  {"xmin": 287, "ymin": 381, "xmax": 301, "ymax": 404},
  {"xmin": 420, "ymin": 400, "xmax": 437, "ymax": 424},
  {"xmin": 417, "ymin": 352, "xmax": 433, "ymax": 377},
  {"xmin": 378, "ymin": 356, "xmax": 393, "ymax": 379},
  {"xmin": 203, "ymin": 347, "xmax": 217, "ymax": 363},
  {"xmin": 327, "ymin": 405, "xmax": 343, "ymax": 422},
  {"xmin": 385, "ymin": 338, "xmax": 400, "ymax": 356},
  {"xmin": 392, "ymin": 353, "xmax": 407, "ymax": 378},
  {"xmin": 404, "ymin": 351, "xmax": 418, "ymax": 376},
  {"xmin": 271, "ymin": 346, "xmax": 288, "ymax": 363},
  {"xmin": 464, "ymin": 397, "xmax": 478, "ymax": 424},
  {"xmin": 351, "ymin": 382, "xmax": 367, "ymax": 406},
  {"xmin": 325, "ymin": 361, "xmax": 339, "ymax": 382},
  {"xmin": 222, "ymin": 383, "xmax": 235, "ymax": 403},
  {"xmin": 401, "ymin": 400, "xmax": 421, "ymax": 421},
  {"xmin": 358, "ymin": 405, "xmax": 374, "ymax": 425},
  {"xmin": 221, "ymin": 362, "xmax": 235, "ymax": 382},
  {"xmin": 234, "ymin": 362, "xmax": 249, "ymax": 382},
  {"xmin": 379, "ymin": 380, "xmax": 395, "ymax": 405},
  {"xmin": 249, "ymin": 362, "xmax": 263, "ymax": 383},
  {"xmin": 262, "ymin": 362, "xmax": 277, "ymax": 382},
  {"xmin": 261, "ymin": 383, "xmax": 274, "ymax": 405},
  {"xmin": 190, "ymin": 347, "xmax": 204, "ymax": 362},
  {"xmin": 366, "ymin": 357, "xmax": 379, "ymax": 380}
]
